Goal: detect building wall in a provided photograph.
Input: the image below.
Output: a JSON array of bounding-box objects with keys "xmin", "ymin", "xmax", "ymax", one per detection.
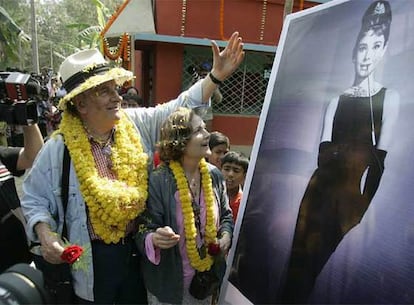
[
  {"xmin": 153, "ymin": 43, "xmax": 184, "ymax": 104},
  {"xmin": 155, "ymin": 0, "xmax": 316, "ymax": 45},
  {"xmin": 134, "ymin": 0, "xmax": 321, "ymax": 154},
  {"xmin": 213, "ymin": 114, "xmax": 259, "ymax": 156}
]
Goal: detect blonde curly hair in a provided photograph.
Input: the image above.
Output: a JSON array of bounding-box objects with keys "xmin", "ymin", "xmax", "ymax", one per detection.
[{"xmin": 159, "ymin": 107, "xmax": 195, "ymax": 162}]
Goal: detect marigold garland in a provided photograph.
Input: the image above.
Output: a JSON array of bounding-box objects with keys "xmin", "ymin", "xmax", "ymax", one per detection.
[
  {"xmin": 219, "ymin": 0, "xmax": 227, "ymax": 40},
  {"xmin": 58, "ymin": 110, "xmax": 148, "ymax": 244},
  {"xmin": 169, "ymin": 159, "xmax": 217, "ymax": 271},
  {"xmin": 102, "ymin": 33, "xmax": 130, "ymax": 62}
]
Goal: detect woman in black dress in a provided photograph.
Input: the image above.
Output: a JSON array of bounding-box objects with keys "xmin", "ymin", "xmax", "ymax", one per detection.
[{"xmin": 281, "ymin": 1, "xmax": 400, "ymax": 303}]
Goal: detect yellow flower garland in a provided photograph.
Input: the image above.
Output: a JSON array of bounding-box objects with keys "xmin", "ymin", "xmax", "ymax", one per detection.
[
  {"xmin": 58, "ymin": 110, "xmax": 148, "ymax": 244},
  {"xmin": 169, "ymin": 159, "xmax": 217, "ymax": 271}
]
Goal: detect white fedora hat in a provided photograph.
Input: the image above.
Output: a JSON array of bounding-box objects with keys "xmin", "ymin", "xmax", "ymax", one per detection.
[{"xmin": 58, "ymin": 49, "xmax": 133, "ymax": 110}]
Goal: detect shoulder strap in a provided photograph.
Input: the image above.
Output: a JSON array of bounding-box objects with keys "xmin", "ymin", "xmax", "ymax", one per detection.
[{"xmin": 61, "ymin": 145, "xmax": 70, "ymax": 238}]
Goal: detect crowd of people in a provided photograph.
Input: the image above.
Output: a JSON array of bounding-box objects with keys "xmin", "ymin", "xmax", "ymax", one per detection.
[{"xmin": 0, "ymin": 31, "xmax": 251, "ymax": 305}]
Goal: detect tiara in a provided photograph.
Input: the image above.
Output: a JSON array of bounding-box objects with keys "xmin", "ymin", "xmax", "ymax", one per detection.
[{"xmin": 374, "ymin": 2, "xmax": 385, "ymax": 15}]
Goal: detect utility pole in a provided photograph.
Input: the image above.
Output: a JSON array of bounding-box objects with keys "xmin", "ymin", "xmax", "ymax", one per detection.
[
  {"xmin": 18, "ymin": 39, "xmax": 23, "ymax": 70},
  {"xmin": 50, "ymin": 42, "xmax": 53, "ymax": 71},
  {"xmin": 30, "ymin": 0, "xmax": 39, "ymax": 74}
]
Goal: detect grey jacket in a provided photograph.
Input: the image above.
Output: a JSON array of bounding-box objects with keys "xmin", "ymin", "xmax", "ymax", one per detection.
[{"xmin": 135, "ymin": 163, "xmax": 234, "ymax": 304}]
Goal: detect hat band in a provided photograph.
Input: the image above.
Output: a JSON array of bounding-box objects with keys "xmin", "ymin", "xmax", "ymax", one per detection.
[{"xmin": 63, "ymin": 63, "xmax": 111, "ymax": 93}]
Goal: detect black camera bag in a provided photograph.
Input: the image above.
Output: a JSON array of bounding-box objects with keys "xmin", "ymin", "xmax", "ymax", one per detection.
[
  {"xmin": 189, "ymin": 268, "xmax": 219, "ymax": 300},
  {"xmin": 31, "ymin": 145, "xmax": 75, "ymax": 304}
]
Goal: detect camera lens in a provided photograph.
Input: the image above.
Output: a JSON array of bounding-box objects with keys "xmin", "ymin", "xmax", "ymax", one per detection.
[{"xmin": 0, "ymin": 264, "xmax": 49, "ymax": 305}]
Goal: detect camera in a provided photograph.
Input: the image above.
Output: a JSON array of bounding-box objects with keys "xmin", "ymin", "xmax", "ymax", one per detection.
[
  {"xmin": 0, "ymin": 263, "xmax": 49, "ymax": 305},
  {"xmin": 0, "ymin": 72, "xmax": 43, "ymax": 125}
]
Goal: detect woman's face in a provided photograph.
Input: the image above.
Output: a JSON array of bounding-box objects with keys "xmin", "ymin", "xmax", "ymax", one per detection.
[
  {"xmin": 354, "ymin": 30, "xmax": 387, "ymax": 79},
  {"xmin": 184, "ymin": 115, "xmax": 211, "ymax": 160}
]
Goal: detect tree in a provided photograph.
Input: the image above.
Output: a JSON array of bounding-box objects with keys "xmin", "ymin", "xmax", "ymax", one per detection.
[
  {"xmin": 0, "ymin": 1, "xmax": 31, "ymax": 70},
  {"xmin": 0, "ymin": 0, "xmax": 124, "ymax": 72}
]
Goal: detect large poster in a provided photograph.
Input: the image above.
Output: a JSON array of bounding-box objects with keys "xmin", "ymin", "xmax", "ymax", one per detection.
[{"xmin": 221, "ymin": 0, "xmax": 414, "ymax": 304}]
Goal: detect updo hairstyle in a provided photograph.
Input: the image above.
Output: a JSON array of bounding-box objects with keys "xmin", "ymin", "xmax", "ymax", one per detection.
[{"xmin": 352, "ymin": 0, "xmax": 392, "ymax": 59}]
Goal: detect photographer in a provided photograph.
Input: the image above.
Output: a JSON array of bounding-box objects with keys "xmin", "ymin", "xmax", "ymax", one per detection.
[{"xmin": 0, "ymin": 120, "xmax": 43, "ymax": 273}]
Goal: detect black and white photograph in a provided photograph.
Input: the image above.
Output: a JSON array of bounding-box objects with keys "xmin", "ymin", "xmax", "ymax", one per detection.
[{"xmin": 222, "ymin": 0, "xmax": 414, "ymax": 303}]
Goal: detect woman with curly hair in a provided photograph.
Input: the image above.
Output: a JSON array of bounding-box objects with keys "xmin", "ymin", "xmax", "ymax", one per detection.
[{"xmin": 136, "ymin": 107, "xmax": 233, "ymax": 304}]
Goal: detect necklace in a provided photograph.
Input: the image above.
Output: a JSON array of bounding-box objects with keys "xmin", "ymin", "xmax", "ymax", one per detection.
[
  {"xmin": 186, "ymin": 172, "xmax": 200, "ymax": 198},
  {"xmin": 346, "ymin": 84, "xmax": 381, "ymax": 97},
  {"xmin": 58, "ymin": 110, "xmax": 148, "ymax": 244},
  {"xmin": 169, "ymin": 159, "xmax": 217, "ymax": 271},
  {"xmin": 84, "ymin": 126, "xmax": 115, "ymax": 169},
  {"xmin": 84, "ymin": 125, "xmax": 114, "ymax": 146},
  {"xmin": 188, "ymin": 178, "xmax": 203, "ymax": 254}
]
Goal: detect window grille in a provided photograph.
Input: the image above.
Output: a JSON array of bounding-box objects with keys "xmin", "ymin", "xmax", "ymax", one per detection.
[{"xmin": 182, "ymin": 46, "xmax": 274, "ymax": 116}]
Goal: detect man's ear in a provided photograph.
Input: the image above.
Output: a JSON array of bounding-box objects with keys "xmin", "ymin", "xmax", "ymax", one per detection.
[{"xmin": 73, "ymin": 96, "xmax": 87, "ymax": 114}]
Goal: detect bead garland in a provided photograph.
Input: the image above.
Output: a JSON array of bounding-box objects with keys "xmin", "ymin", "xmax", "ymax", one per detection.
[
  {"xmin": 181, "ymin": 0, "xmax": 187, "ymax": 36},
  {"xmin": 259, "ymin": 0, "xmax": 268, "ymax": 41}
]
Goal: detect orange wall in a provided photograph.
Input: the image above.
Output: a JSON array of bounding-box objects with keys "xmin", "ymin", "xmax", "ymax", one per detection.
[
  {"xmin": 212, "ymin": 115, "xmax": 259, "ymax": 146},
  {"xmin": 135, "ymin": 0, "xmax": 321, "ymax": 147},
  {"xmin": 153, "ymin": 44, "xmax": 184, "ymax": 104},
  {"xmin": 155, "ymin": 0, "xmax": 316, "ymax": 45}
]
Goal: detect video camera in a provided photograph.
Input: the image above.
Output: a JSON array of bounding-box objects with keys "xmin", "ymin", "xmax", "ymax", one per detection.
[
  {"xmin": 0, "ymin": 71, "xmax": 43, "ymax": 125},
  {"xmin": 0, "ymin": 263, "xmax": 49, "ymax": 305}
]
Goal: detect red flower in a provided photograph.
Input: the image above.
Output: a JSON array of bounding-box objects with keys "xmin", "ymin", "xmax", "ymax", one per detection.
[
  {"xmin": 60, "ymin": 245, "xmax": 83, "ymax": 264},
  {"xmin": 208, "ymin": 242, "xmax": 221, "ymax": 256}
]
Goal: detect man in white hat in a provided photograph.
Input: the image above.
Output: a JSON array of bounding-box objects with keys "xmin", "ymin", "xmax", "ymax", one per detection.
[{"xmin": 21, "ymin": 32, "xmax": 244, "ymax": 304}]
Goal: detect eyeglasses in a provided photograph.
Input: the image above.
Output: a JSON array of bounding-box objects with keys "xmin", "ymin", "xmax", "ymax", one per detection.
[{"xmin": 88, "ymin": 83, "xmax": 120, "ymax": 98}]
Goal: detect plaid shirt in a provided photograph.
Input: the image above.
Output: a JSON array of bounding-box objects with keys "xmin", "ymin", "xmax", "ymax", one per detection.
[{"xmin": 87, "ymin": 136, "xmax": 136, "ymax": 242}]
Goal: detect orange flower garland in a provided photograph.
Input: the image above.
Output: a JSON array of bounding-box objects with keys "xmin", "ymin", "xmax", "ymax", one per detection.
[
  {"xmin": 219, "ymin": 0, "xmax": 227, "ymax": 41},
  {"xmin": 220, "ymin": 0, "xmax": 269, "ymax": 41},
  {"xmin": 102, "ymin": 33, "xmax": 130, "ymax": 62}
]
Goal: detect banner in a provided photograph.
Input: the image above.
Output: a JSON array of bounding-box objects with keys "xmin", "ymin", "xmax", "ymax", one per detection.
[{"xmin": 221, "ymin": 0, "xmax": 414, "ymax": 304}]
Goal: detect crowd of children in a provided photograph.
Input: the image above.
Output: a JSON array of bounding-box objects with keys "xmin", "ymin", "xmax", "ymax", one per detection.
[{"xmin": 207, "ymin": 131, "xmax": 250, "ymax": 222}]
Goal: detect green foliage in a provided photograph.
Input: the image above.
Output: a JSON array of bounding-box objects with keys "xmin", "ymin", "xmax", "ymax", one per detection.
[
  {"xmin": 0, "ymin": 0, "xmax": 124, "ymax": 72},
  {"xmin": 0, "ymin": 2, "xmax": 31, "ymax": 70}
]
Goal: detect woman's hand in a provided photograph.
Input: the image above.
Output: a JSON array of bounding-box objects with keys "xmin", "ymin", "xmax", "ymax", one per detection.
[
  {"xmin": 218, "ymin": 231, "xmax": 232, "ymax": 254},
  {"xmin": 201, "ymin": 32, "xmax": 245, "ymax": 102},
  {"xmin": 152, "ymin": 226, "xmax": 180, "ymax": 249},
  {"xmin": 210, "ymin": 31, "xmax": 245, "ymax": 82}
]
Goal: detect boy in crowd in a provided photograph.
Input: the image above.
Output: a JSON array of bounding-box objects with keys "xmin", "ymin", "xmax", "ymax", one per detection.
[
  {"xmin": 221, "ymin": 151, "xmax": 249, "ymax": 221},
  {"xmin": 208, "ymin": 131, "xmax": 230, "ymax": 169}
]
